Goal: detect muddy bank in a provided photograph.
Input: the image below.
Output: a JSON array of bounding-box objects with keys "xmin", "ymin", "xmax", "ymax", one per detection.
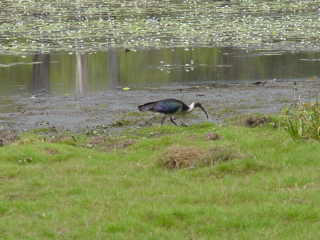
[{"xmin": 0, "ymin": 78, "xmax": 318, "ymax": 133}]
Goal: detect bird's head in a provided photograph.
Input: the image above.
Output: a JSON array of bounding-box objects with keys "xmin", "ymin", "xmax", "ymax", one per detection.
[{"xmin": 189, "ymin": 102, "xmax": 209, "ymax": 119}]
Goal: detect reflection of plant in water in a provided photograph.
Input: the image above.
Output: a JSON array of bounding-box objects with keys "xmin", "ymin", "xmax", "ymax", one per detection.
[{"xmin": 158, "ymin": 59, "xmax": 195, "ymax": 73}]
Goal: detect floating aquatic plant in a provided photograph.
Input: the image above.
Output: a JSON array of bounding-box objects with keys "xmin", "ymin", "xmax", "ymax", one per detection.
[{"xmin": 0, "ymin": 0, "xmax": 320, "ymax": 55}]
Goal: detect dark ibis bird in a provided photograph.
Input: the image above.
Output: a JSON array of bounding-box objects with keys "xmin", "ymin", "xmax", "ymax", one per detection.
[{"xmin": 138, "ymin": 98, "xmax": 209, "ymax": 126}]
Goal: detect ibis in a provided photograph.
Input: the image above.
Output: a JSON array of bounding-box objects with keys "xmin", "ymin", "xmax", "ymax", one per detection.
[{"xmin": 138, "ymin": 98, "xmax": 209, "ymax": 126}]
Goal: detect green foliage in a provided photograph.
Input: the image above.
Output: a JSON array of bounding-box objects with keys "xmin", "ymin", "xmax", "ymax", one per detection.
[{"xmin": 282, "ymin": 101, "xmax": 320, "ymax": 140}]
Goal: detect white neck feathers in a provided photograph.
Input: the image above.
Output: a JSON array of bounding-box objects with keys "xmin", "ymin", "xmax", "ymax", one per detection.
[{"xmin": 188, "ymin": 102, "xmax": 195, "ymax": 112}]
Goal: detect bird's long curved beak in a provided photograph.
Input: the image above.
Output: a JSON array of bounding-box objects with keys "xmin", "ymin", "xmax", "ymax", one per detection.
[{"xmin": 198, "ymin": 104, "xmax": 209, "ymax": 119}]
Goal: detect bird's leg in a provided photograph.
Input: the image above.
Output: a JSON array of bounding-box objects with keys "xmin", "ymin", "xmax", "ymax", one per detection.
[
  {"xmin": 169, "ymin": 116, "xmax": 178, "ymax": 126},
  {"xmin": 161, "ymin": 116, "xmax": 167, "ymax": 125}
]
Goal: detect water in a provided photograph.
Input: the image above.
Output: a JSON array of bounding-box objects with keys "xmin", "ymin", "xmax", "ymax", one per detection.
[
  {"xmin": 1, "ymin": 47, "xmax": 320, "ymax": 132},
  {"xmin": 1, "ymin": 1, "xmax": 320, "ymax": 55},
  {"xmin": 0, "ymin": 47, "xmax": 320, "ymax": 97}
]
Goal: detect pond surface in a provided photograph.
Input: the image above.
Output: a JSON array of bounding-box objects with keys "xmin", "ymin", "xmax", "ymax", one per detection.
[
  {"xmin": 1, "ymin": 0, "xmax": 320, "ymax": 55},
  {"xmin": 1, "ymin": 47, "xmax": 320, "ymax": 96},
  {"xmin": 0, "ymin": 47, "xmax": 320, "ymax": 132}
]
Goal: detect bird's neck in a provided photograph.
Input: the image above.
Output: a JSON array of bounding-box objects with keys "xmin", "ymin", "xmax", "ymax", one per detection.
[{"xmin": 188, "ymin": 102, "xmax": 195, "ymax": 112}]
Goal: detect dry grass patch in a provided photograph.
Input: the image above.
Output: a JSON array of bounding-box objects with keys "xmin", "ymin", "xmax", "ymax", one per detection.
[
  {"xmin": 228, "ymin": 115, "xmax": 271, "ymax": 128},
  {"xmin": 159, "ymin": 145, "xmax": 243, "ymax": 169},
  {"xmin": 87, "ymin": 136, "xmax": 106, "ymax": 145},
  {"xmin": 43, "ymin": 147, "xmax": 59, "ymax": 155},
  {"xmin": 206, "ymin": 132, "xmax": 221, "ymax": 141},
  {"xmin": 86, "ymin": 136, "xmax": 136, "ymax": 151},
  {"xmin": 0, "ymin": 130, "xmax": 18, "ymax": 146},
  {"xmin": 245, "ymin": 116, "xmax": 270, "ymax": 128},
  {"xmin": 49, "ymin": 135, "xmax": 77, "ymax": 145}
]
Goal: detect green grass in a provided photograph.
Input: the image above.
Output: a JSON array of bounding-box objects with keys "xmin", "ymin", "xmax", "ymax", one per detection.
[
  {"xmin": 1, "ymin": 123, "xmax": 320, "ymax": 239},
  {"xmin": 281, "ymin": 101, "xmax": 320, "ymax": 140}
]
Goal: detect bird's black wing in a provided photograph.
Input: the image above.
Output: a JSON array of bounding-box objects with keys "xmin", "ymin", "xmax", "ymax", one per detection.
[
  {"xmin": 138, "ymin": 101, "xmax": 158, "ymax": 112},
  {"xmin": 138, "ymin": 99, "xmax": 185, "ymax": 114},
  {"xmin": 152, "ymin": 99, "xmax": 183, "ymax": 114}
]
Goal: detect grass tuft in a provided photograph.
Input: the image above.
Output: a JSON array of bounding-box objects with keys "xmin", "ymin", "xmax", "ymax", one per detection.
[
  {"xmin": 245, "ymin": 116, "xmax": 270, "ymax": 128},
  {"xmin": 159, "ymin": 145, "xmax": 242, "ymax": 169},
  {"xmin": 282, "ymin": 101, "xmax": 320, "ymax": 140},
  {"xmin": 228, "ymin": 114, "xmax": 272, "ymax": 128}
]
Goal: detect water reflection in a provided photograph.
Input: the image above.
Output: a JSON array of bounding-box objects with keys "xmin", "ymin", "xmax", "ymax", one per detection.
[
  {"xmin": 107, "ymin": 48, "xmax": 120, "ymax": 89},
  {"xmin": 0, "ymin": 47, "xmax": 320, "ymax": 96},
  {"xmin": 31, "ymin": 54, "xmax": 50, "ymax": 94},
  {"xmin": 75, "ymin": 53, "xmax": 88, "ymax": 96}
]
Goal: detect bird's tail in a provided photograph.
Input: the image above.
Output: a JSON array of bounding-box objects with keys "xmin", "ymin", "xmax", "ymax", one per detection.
[{"xmin": 138, "ymin": 101, "xmax": 156, "ymax": 112}]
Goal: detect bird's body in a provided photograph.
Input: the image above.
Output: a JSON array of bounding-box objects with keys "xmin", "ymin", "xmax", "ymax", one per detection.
[
  {"xmin": 138, "ymin": 98, "xmax": 208, "ymax": 126},
  {"xmin": 138, "ymin": 99, "xmax": 189, "ymax": 115}
]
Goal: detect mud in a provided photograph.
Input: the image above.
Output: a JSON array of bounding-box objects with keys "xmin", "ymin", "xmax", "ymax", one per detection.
[{"xmin": 0, "ymin": 78, "xmax": 318, "ymax": 133}]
